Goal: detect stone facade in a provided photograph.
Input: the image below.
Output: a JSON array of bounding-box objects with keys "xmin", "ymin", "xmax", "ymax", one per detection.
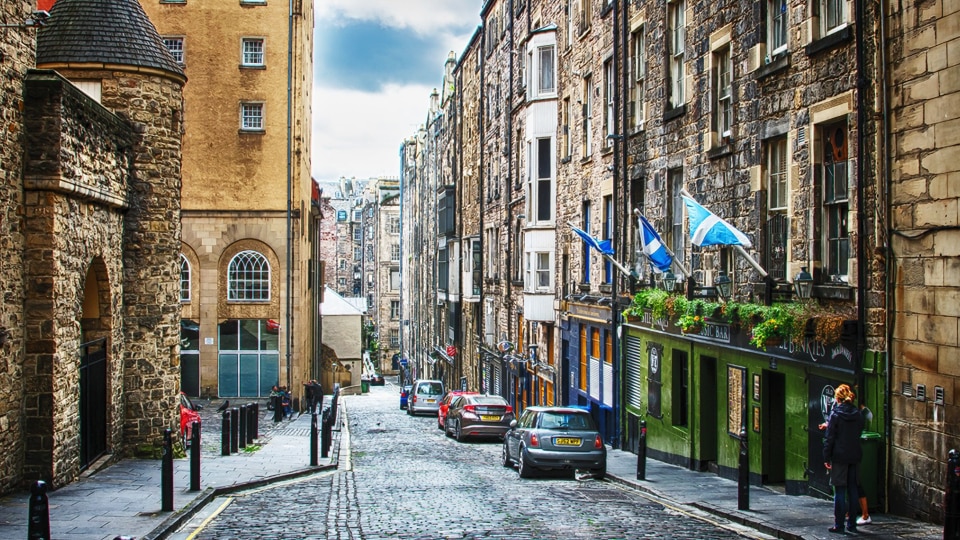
[
  {"xmin": 371, "ymin": 180, "xmax": 401, "ymax": 376},
  {"xmin": 886, "ymin": 0, "xmax": 960, "ymax": 522}
]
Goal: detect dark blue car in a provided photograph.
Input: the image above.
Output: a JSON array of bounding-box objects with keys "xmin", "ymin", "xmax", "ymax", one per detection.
[{"xmin": 399, "ymin": 384, "xmax": 413, "ymax": 409}]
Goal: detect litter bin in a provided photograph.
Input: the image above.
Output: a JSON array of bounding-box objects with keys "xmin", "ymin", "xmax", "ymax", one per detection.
[
  {"xmin": 860, "ymin": 431, "xmax": 882, "ymax": 511},
  {"xmin": 360, "ymin": 379, "xmax": 369, "ymax": 393}
]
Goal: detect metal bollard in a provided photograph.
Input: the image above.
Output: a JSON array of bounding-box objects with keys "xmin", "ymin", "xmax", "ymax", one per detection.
[
  {"xmin": 321, "ymin": 407, "xmax": 331, "ymax": 458},
  {"xmin": 230, "ymin": 407, "xmax": 239, "ymax": 453},
  {"xmin": 273, "ymin": 395, "xmax": 283, "ymax": 422},
  {"xmin": 246, "ymin": 402, "xmax": 256, "ymax": 444},
  {"xmin": 162, "ymin": 428, "xmax": 174, "ymax": 511},
  {"xmin": 310, "ymin": 412, "xmax": 319, "ymax": 466},
  {"xmin": 738, "ymin": 427, "xmax": 749, "ymax": 511},
  {"xmin": 221, "ymin": 410, "xmax": 231, "ymax": 456},
  {"xmin": 946, "ymin": 449, "xmax": 960, "ymax": 539},
  {"xmin": 637, "ymin": 419, "xmax": 647, "ymax": 480},
  {"xmin": 238, "ymin": 404, "xmax": 247, "ymax": 449},
  {"xmin": 252, "ymin": 402, "xmax": 260, "ymax": 440},
  {"xmin": 190, "ymin": 421, "xmax": 201, "ymax": 491},
  {"xmin": 27, "ymin": 480, "xmax": 50, "ymax": 540}
]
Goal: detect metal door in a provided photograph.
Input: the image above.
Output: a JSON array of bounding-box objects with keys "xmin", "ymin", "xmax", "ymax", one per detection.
[{"xmin": 79, "ymin": 338, "xmax": 108, "ymax": 470}]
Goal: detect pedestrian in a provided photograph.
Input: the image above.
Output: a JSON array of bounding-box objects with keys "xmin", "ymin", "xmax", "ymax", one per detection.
[
  {"xmin": 280, "ymin": 386, "xmax": 292, "ymax": 419},
  {"xmin": 303, "ymin": 379, "xmax": 316, "ymax": 414},
  {"xmin": 823, "ymin": 383, "xmax": 865, "ymax": 534},
  {"xmin": 313, "ymin": 380, "xmax": 324, "ymax": 413}
]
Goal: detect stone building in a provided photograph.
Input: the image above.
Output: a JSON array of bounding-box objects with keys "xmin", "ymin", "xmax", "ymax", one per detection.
[
  {"xmin": 369, "ymin": 178, "xmax": 402, "ymax": 377},
  {"xmin": 0, "ymin": 0, "xmax": 184, "ymax": 493},
  {"xmin": 141, "ymin": 0, "xmax": 317, "ymax": 403}
]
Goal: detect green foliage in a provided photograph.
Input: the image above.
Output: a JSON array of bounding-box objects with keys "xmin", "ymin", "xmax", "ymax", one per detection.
[{"xmin": 747, "ymin": 303, "xmax": 805, "ymax": 349}]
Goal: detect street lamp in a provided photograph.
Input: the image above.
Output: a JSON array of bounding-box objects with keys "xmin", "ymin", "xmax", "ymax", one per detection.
[
  {"xmin": 715, "ymin": 272, "xmax": 732, "ymax": 300},
  {"xmin": 528, "ymin": 344, "xmax": 538, "ymax": 367},
  {"xmin": 794, "ymin": 266, "xmax": 814, "ymax": 300},
  {"xmin": 662, "ymin": 271, "xmax": 678, "ymax": 292}
]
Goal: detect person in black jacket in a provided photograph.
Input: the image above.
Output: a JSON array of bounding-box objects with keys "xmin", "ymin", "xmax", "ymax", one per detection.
[{"xmin": 823, "ymin": 383, "xmax": 865, "ymax": 534}]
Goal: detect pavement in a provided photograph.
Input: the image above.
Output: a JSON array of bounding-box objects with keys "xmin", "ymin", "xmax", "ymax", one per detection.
[{"xmin": 0, "ymin": 384, "xmax": 946, "ymax": 539}]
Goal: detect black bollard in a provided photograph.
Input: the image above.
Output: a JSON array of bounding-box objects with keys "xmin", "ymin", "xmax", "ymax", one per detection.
[
  {"xmin": 310, "ymin": 412, "xmax": 319, "ymax": 466},
  {"xmin": 946, "ymin": 449, "xmax": 960, "ymax": 539},
  {"xmin": 738, "ymin": 427, "xmax": 749, "ymax": 510},
  {"xmin": 27, "ymin": 480, "xmax": 50, "ymax": 540},
  {"xmin": 637, "ymin": 419, "xmax": 647, "ymax": 480},
  {"xmin": 321, "ymin": 407, "xmax": 331, "ymax": 458},
  {"xmin": 230, "ymin": 407, "xmax": 239, "ymax": 453},
  {"xmin": 250, "ymin": 402, "xmax": 259, "ymax": 441},
  {"xmin": 190, "ymin": 421, "xmax": 201, "ymax": 491},
  {"xmin": 162, "ymin": 428, "xmax": 174, "ymax": 511},
  {"xmin": 221, "ymin": 410, "xmax": 231, "ymax": 456},
  {"xmin": 238, "ymin": 404, "xmax": 247, "ymax": 449},
  {"xmin": 246, "ymin": 402, "xmax": 256, "ymax": 444}
]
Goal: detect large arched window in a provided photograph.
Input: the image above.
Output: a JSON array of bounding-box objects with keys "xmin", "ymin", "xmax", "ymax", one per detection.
[
  {"xmin": 180, "ymin": 254, "xmax": 191, "ymax": 302},
  {"xmin": 228, "ymin": 250, "xmax": 270, "ymax": 301}
]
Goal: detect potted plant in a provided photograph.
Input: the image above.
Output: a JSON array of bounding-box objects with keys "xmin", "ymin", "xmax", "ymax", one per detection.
[
  {"xmin": 677, "ymin": 313, "xmax": 705, "ymax": 334},
  {"xmin": 748, "ymin": 304, "xmax": 804, "ymax": 349}
]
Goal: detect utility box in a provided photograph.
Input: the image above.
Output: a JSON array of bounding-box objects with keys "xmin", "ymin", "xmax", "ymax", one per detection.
[{"xmin": 860, "ymin": 432, "xmax": 882, "ymax": 510}]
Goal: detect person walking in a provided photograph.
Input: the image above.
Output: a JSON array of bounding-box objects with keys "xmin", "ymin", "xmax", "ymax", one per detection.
[{"xmin": 823, "ymin": 383, "xmax": 865, "ymax": 534}]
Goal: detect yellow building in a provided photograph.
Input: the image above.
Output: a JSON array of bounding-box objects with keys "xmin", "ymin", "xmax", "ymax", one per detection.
[{"xmin": 142, "ymin": 0, "xmax": 317, "ymax": 402}]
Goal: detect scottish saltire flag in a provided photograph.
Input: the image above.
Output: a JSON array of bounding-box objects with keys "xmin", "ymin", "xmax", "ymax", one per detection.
[
  {"xmin": 571, "ymin": 225, "xmax": 614, "ymax": 255},
  {"xmin": 681, "ymin": 194, "xmax": 753, "ymax": 248},
  {"xmin": 638, "ymin": 215, "xmax": 673, "ymax": 273}
]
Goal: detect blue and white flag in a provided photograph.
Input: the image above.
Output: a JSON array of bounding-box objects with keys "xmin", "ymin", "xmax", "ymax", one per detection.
[
  {"xmin": 681, "ymin": 194, "xmax": 753, "ymax": 248},
  {"xmin": 638, "ymin": 215, "xmax": 673, "ymax": 273},
  {"xmin": 570, "ymin": 225, "xmax": 614, "ymax": 255}
]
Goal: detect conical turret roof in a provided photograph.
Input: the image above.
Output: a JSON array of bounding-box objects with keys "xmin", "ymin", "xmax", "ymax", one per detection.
[{"xmin": 36, "ymin": 0, "xmax": 184, "ymax": 79}]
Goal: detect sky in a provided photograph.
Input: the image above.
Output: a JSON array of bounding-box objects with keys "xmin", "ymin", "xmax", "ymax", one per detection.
[{"xmin": 312, "ymin": 1, "xmax": 482, "ymax": 182}]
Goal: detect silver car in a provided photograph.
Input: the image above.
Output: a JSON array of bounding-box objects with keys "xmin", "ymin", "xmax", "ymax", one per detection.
[
  {"xmin": 407, "ymin": 379, "xmax": 445, "ymax": 416},
  {"xmin": 501, "ymin": 406, "xmax": 606, "ymax": 479}
]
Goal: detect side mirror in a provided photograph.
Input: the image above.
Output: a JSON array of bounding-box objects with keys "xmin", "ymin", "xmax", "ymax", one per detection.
[
  {"xmin": 194, "ymin": 404, "xmax": 203, "ymax": 411},
  {"xmin": 509, "ymin": 419, "xmax": 518, "ymax": 428}
]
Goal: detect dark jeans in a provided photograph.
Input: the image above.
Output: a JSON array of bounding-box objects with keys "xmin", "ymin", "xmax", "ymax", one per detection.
[{"xmin": 832, "ymin": 463, "xmax": 859, "ymax": 530}]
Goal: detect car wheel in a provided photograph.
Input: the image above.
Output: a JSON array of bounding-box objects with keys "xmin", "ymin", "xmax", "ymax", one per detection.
[
  {"xmin": 437, "ymin": 416, "xmax": 444, "ymax": 430},
  {"xmin": 406, "ymin": 405, "xmax": 412, "ymax": 416},
  {"xmin": 500, "ymin": 440, "xmax": 512, "ymax": 467},
  {"xmin": 518, "ymin": 446, "xmax": 535, "ymax": 478},
  {"xmin": 455, "ymin": 420, "xmax": 467, "ymax": 442},
  {"xmin": 444, "ymin": 419, "xmax": 453, "ymax": 438},
  {"xmin": 591, "ymin": 468, "xmax": 606, "ymax": 481}
]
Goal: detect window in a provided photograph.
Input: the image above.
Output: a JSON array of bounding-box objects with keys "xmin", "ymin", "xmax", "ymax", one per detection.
[
  {"xmin": 530, "ymin": 137, "xmax": 553, "ymax": 222},
  {"xmin": 562, "ymin": 98, "xmax": 572, "ymax": 159},
  {"xmin": 353, "ymin": 227, "xmax": 362, "ymax": 242},
  {"xmin": 581, "ymin": 202, "xmax": 591, "ymax": 283},
  {"xmin": 672, "ymin": 350, "xmax": 689, "ymax": 427},
  {"xmin": 768, "ymin": 0, "xmax": 788, "ymax": 55},
  {"xmin": 765, "ymin": 137, "xmax": 790, "ymax": 281},
  {"xmin": 578, "ymin": 0, "xmax": 592, "ymax": 35},
  {"xmin": 536, "ymin": 252, "xmax": 551, "ymax": 290},
  {"xmin": 603, "ymin": 196, "xmax": 613, "ymax": 283},
  {"xmin": 605, "ymin": 331, "xmax": 612, "ymax": 364},
  {"xmin": 390, "ymin": 300, "xmax": 400, "ymax": 320},
  {"xmin": 768, "ymin": 137, "xmax": 788, "ymax": 211},
  {"xmin": 485, "ymin": 226, "xmax": 499, "ymax": 279},
  {"xmin": 538, "ymin": 45, "xmax": 555, "ymax": 94},
  {"xmin": 389, "ymin": 329, "xmax": 400, "ymax": 348},
  {"xmin": 241, "ymin": 38, "xmax": 264, "ymax": 67},
  {"xmin": 241, "ymin": 102, "xmax": 264, "ymax": 131},
  {"xmin": 389, "ymin": 217, "xmax": 401, "ymax": 234},
  {"xmin": 353, "ymin": 246, "xmax": 362, "ymax": 261},
  {"xmin": 163, "ymin": 37, "xmax": 184, "ymax": 64},
  {"xmin": 227, "ymin": 250, "xmax": 270, "ymax": 301},
  {"xmin": 713, "ymin": 46, "xmax": 732, "ymax": 138},
  {"xmin": 822, "ymin": 0, "xmax": 847, "ymax": 35},
  {"xmin": 338, "ymin": 259, "xmax": 346, "ymax": 270},
  {"xmin": 567, "ymin": 0, "xmax": 575, "ymax": 48},
  {"xmin": 579, "ymin": 330, "xmax": 588, "ymax": 391},
  {"xmin": 603, "ymin": 59, "xmax": 615, "ymax": 145},
  {"xmin": 668, "ymin": 0, "xmax": 686, "ymax": 109},
  {"xmin": 668, "ymin": 169, "xmax": 685, "ymax": 258},
  {"xmin": 180, "ymin": 254, "xmax": 191, "ymax": 302},
  {"xmin": 822, "ymin": 123, "xmax": 849, "ymax": 279},
  {"xmin": 582, "ymin": 76, "xmax": 593, "ymax": 157},
  {"xmin": 391, "ymin": 244, "xmax": 400, "ymax": 262},
  {"xmin": 438, "ymin": 246, "xmax": 449, "ymax": 291},
  {"xmin": 470, "ymin": 238, "xmax": 482, "ymax": 296},
  {"xmin": 353, "ymin": 210, "xmax": 362, "ymax": 222},
  {"xmin": 631, "ymin": 25, "xmax": 646, "ymax": 129},
  {"xmin": 390, "ymin": 269, "xmax": 401, "ymax": 291}
]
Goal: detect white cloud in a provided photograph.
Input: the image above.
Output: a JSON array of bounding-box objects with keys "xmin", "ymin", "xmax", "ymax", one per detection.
[
  {"xmin": 312, "ymin": 83, "xmax": 435, "ymax": 180},
  {"xmin": 317, "ymin": 0, "xmax": 481, "ymax": 35}
]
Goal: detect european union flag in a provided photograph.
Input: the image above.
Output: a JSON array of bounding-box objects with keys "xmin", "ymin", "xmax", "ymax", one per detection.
[
  {"xmin": 638, "ymin": 215, "xmax": 673, "ymax": 273},
  {"xmin": 681, "ymin": 194, "xmax": 753, "ymax": 248}
]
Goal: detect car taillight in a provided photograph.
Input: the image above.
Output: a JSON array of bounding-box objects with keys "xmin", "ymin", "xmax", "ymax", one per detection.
[
  {"xmin": 504, "ymin": 405, "xmax": 513, "ymax": 414},
  {"xmin": 594, "ymin": 434, "xmax": 603, "ymax": 449},
  {"xmin": 529, "ymin": 433, "xmax": 539, "ymax": 447},
  {"xmin": 411, "ymin": 395, "xmax": 417, "ymax": 403},
  {"xmin": 464, "ymin": 405, "xmax": 476, "ymax": 413}
]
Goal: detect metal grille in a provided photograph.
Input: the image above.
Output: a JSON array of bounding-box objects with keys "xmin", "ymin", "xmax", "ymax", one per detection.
[
  {"xmin": 765, "ymin": 213, "xmax": 788, "ymax": 281},
  {"xmin": 625, "ymin": 335, "xmax": 643, "ymax": 408}
]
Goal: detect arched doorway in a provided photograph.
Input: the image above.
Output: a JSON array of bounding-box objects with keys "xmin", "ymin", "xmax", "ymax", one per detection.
[{"xmin": 79, "ymin": 262, "xmax": 109, "ymax": 469}]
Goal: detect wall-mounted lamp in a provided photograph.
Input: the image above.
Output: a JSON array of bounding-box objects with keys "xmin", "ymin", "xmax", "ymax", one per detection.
[
  {"xmin": 794, "ymin": 266, "xmax": 813, "ymax": 300},
  {"xmin": 662, "ymin": 271, "xmax": 678, "ymax": 292},
  {"xmin": 715, "ymin": 272, "xmax": 732, "ymax": 299},
  {"xmin": 0, "ymin": 10, "xmax": 49, "ymax": 29}
]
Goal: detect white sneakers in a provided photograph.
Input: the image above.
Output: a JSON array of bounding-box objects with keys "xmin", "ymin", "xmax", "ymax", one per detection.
[{"xmin": 856, "ymin": 516, "xmax": 872, "ymax": 525}]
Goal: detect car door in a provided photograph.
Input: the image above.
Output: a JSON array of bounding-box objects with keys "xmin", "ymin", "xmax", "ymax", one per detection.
[{"xmin": 507, "ymin": 409, "xmax": 535, "ymax": 458}]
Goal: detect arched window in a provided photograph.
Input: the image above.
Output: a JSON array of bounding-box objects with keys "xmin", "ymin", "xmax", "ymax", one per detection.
[
  {"xmin": 180, "ymin": 254, "xmax": 191, "ymax": 302},
  {"xmin": 228, "ymin": 250, "xmax": 270, "ymax": 301}
]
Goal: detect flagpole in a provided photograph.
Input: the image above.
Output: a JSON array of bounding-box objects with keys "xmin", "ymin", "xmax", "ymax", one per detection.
[
  {"xmin": 632, "ymin": 209, "xmax": 691, "ymax": 278},
  {"xmin": 567, "ymin": 221, "xmax": 634, "ymax": 280},
  {"xmin": 733, "ymin": 244, "xmax": 768, "ymax": 278}
]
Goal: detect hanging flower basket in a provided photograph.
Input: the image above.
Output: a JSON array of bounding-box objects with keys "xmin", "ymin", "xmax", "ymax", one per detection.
[
  {"xmin": 763, "ymin": 336, "xmax": 784, "ymax": 347},
  {"xmin": 682, "ymin": 324, "xmax": 703, "ymax": 335}
]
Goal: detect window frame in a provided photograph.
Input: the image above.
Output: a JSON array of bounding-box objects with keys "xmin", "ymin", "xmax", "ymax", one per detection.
[
  {"xmin": 537, "ymin": 45, "xmax": 556, "ymax": 95},
  {"xmin": 767, "ymin": 137, "xmax": 788, "ymax": 212},
  {"xmin": 603, "ymin": 58, "xmax": 615, "ymax": 146},
  {"xmin": 180, "ymin": 254, "xmax": 191, "ymax": 302},
  {"xmin": 240, "ymin": 102, "xmax": 264, "ymax": 131},
  {"xmin": 582, "ymin": 76, "xmax": 593, "ymax": 157},
  {"xmin": 821, "ymin": 122, "xmax": 850, "ymax": 281},
  {"xmin": 163, "ymin": 36, "xmax": 184, "ymax": 64},
  {"xmin": 713, "ymin": 46, "xmax": 732, "ymax": 139},
  {"xmin": 241, "ymin": 37, "xmax": 265, "ymax": 67},
  {"xmin": 668, "ymin": 0, "xmax": 686, "ymax": 110},
  {"xmin": 631, "ymin": 24, "xmax": 646, "ymax": 130},
  {"xmin": 227, "ymin": 250, "xmax": 271, "ymax": 302},
  {"xmin": 821, "ymin": 0, "xmax": 847, "ymax": 36},
  {"xmin": 768, "ymin": 0, "xmax": 788, "ymax": 56}
]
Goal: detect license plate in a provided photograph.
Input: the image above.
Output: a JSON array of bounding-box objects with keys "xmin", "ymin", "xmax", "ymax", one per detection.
[
  {"xmin": 426, "ymin": 399, "xmax": 436, "ymax": 403},
  {"xmin": 554, "ymin": 437, "xmax": 581, "ymax": 446},
  {"xmin": 480, "ymin": 415, "xmax": 501, "ymax": 422}
]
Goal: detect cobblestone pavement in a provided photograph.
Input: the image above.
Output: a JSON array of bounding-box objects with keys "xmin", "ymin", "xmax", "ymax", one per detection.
[{"xmin": 183, "ymin": 385, "xmax": 770, "ymax": 540}]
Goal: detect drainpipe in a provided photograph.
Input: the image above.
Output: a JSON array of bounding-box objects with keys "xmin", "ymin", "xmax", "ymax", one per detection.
[
  {"xmin": 610, "ymin": 0, "xmax": 623, "ymax": 448},
  {"xmin": 878, "ymin": 0, "xmax": 892, "ymax": 514},
  {"xmin": 285, "ymin": 0, "xmax": 294, "ymax": 388}
]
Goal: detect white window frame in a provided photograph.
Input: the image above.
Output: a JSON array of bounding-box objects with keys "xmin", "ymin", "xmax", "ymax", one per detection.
[
  {"xmin": 767, "ymin": 137, "xmax": 788, "ymax": 211},
  {"xmin": 180, "ymin": 254, "xmax": 191, "ymax": 302},
  {"xmin": 240, "ymin": 102, "xmax": 264, "ymax": 131},
  {"xmin": 227, "ymin": 250, "xmax": 271, "ymax": 302},
  {"xmin": 241, "ymin": 37, "xmax": 264, "ymax": 67},
  {"xmin": 604, "ymin": 58, "xmax": 615, "ymax": 145},
  {"xmin": 768, "ymin": 0, "xmax": 788, "ymax": 56},
  {"xmin": 391, "ymin": 244, "xmax": 401, "ymax": 262},
  {"xmin": 631, "ymin": 24, "xmax": 646, "ymax": 130},
  {"xmin": 538, "ymin": 45, "xmax": 556, "ymax": 95},
  {"xmin": 163, "ymin": 37, "xmax": 184, "ymax": 64},
  {"xmin": 668, "ymin": 0, "xmax": 686, "ymax": 109},
  {"xmin": 536, "ymin": 252, "xmax": 551, "ymax": 291},
  {"xmin": 821, "ymin": 0, "xmax": 847, "ymax": 36},
  {"xmin": 530, "ymin": 137, "xmax": 554, "ymax": 224},
  {"xmin": 390, "ymin": 269, "xmax": 401, "ymax": 291},
  {"xmin": 390, "ymin": 300, "xmax": 400, "ymax": 320},
  {"xmin": 714, "ymin": 47, "xmax": 732, "ymax": 139},
  {"xmin": 582, "ymin": 76, "xmax": 593, "ymax": 157}
]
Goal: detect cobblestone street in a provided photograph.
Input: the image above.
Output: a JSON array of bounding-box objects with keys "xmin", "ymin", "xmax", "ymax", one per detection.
[{"xmin": 183, "ymin": 384, "xmax": 764, "ymax": 539}]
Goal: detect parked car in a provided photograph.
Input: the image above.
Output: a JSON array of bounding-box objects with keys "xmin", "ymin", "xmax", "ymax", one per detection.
[
  {"xmin": 178, "ymin": 392, "xmax": 202, "ymax": 447},
  {"xmin": 369, "ymin": 374, "xmax": 385, "ymax": 386},
  {"xmin": 501, "ymin": 406, "xmax": 606, "ymax": 479},
  {"xmin": 437, "ymin": 390, "xmax": 479, "ymax": 430},
  {"xmin": 399, "ymin": 384, "xmax": 413, "ymax": 410},
  {"xmin": 406, "ymin": 379, "xmax": 445, "ymax": 416},
  {"xmin": 444, "ymin": 394, "xmax": 514, "ymax": 442}
]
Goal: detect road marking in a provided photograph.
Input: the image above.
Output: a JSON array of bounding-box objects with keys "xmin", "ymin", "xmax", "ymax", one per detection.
[{"xmin": 185, "ymin": 497, "xmax": 233, "ymax": 540}]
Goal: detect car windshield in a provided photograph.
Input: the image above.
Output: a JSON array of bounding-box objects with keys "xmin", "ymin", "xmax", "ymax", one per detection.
[
  {"xmin": 539, "ymin": 412, "xmax": 593, "ymax": 430},
  {"xmin": 419, "ymin": 382, "xmax": 443, "ymax": 394}
]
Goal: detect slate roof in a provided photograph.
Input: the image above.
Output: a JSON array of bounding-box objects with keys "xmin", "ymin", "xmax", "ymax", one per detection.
[{"xmin": 36, "ymin": 0, "xmax": 184, "ymax": 78}]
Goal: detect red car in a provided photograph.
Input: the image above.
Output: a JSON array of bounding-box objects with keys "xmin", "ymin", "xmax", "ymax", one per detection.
[
  {"xmin": 179, "ymin": 392, "xmax": 202, "ymax": 447},
  {"xmin": 437, "ymin": 390, "xmax": 478, "ymax": 430}
]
